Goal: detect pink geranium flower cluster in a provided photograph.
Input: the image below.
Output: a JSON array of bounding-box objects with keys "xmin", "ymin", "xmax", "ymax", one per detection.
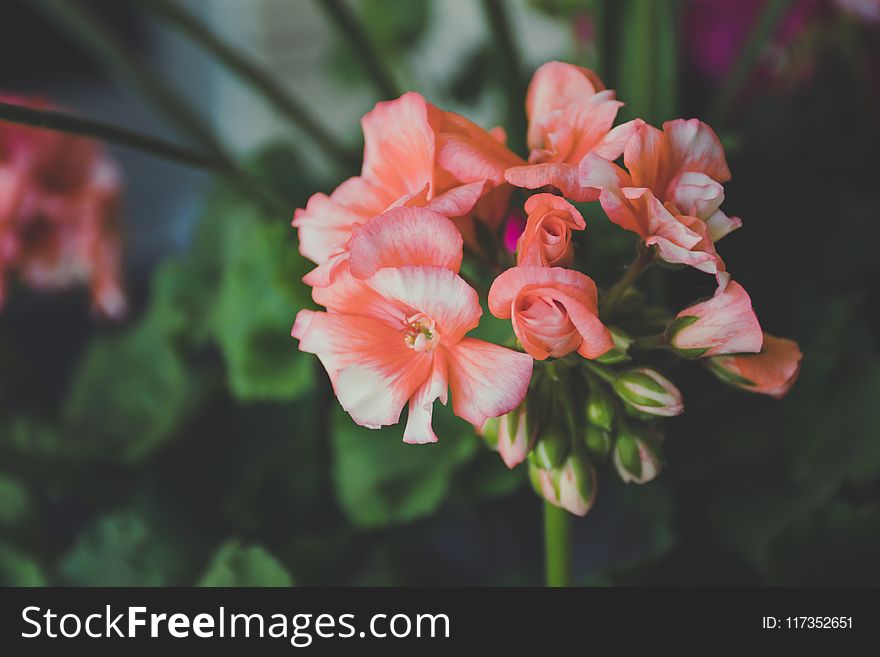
[
  {"xmin": 0, "ymin": 95, "xmax": 126, "ymax": 318},
  {"xmin": 292, "ymin": 62, "xmax": 802, "ymax": 516}
]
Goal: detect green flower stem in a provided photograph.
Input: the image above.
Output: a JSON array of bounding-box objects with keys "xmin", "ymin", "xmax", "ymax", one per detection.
[
  {"xmin": 316, "ymin": 0, "xmax": 401, "ymax": 100},
  {"xmin": 632, "ymin": 333, "xmax": 669, "ymax": 351},
  {"xmin": 710, "ymin": 0, "xmax": 794, "ymax": 126},
  {"xmin": 583, "ymin": 360, "xmax": 617, "ymax": 386},
  {"xmin": 480, "ymin": 0, "xmax": 527, "ymax": 154},
  {"xmin": 135, "ymin": 0, "xmax": 358, "ymax": 170},
  {"xmin": 600, "ymin": 247, "xmax": 653, "ymax": 318},
  {"xmin": 544, "ymin": 501, "xmax": 571, "ymax": 587},
  {"xmin": 0, "ymin": 102, "xmax": 288, "ymax": 214}
]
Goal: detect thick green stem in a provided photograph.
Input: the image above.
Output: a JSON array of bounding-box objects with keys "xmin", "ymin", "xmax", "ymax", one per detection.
[
  {"xmin": 600, "ymin": 247, "xmax": 652, "ymax": 318},
  {"xmin": 710, "ymin": 0, "xmax": 794, "ymax": 126},
  {"xmin": 544, "ymin": 501, "xmax": 571, "ymax": 587},
  {"xmin": 135, "ymin": 0, "xmax": 358, "ymax": 170},
  {"xmin": 583, "ymin": 360, "xmax": 617, "ymax": 386},
  {"xmin": 0, "ymin": 102, "xmax": 288, "ymax": 214},
  {"xmin": 0, "ymin": 101, "xmax": 216, "ymax": 170},
  {"xmin": 316, "ymin": 0, "xmax": 401, "ymax": 100},
  {"xmin": 633, "ymin": 333, "xmax": 669, "ymax": 351}
]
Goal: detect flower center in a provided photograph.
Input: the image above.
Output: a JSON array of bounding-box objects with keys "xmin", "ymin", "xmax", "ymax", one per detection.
[{"xmin": 404, "ymin": 313, "xmax": 439, "ymax": 352}]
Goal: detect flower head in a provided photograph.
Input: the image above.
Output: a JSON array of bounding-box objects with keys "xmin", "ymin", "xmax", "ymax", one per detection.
[
  {"xmin": 293, "ymin": 92, "xmax": 523, "ymax": 286},
  {"xmin": 293, "ymin": 207, "xmax": 533, "ymax": 442},
  {"xmin": 613, "ymin": 368, "xmax": 684, "ymax": 417},
  {"xmin": 0, "ymin": 94, "xmax": 126, "ymax": 317},
  {"xmin": 516, "ymin": 193, "xmax": 585, "ymax": 267},
  {"xmin": 505, "ymin": 62, "xmax": 640, "ymax": 201},
  {"xmin": 488, "ymin": 265, "xmax": 613, "ymax": 360}
]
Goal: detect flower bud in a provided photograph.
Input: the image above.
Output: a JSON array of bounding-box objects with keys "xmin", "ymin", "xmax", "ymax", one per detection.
[
  {"xmin": 612, "ymin": 368, "xmax": 683, "ymax": 417},
  {"xmin": 530, "ymin": 423, "xmax": 569, "ymax": 470},
  {"xmin": 584, "ymin": 425, "xmax": 612, "ymax": 459},
  {"xmin": 530, "ymin": 451, "xmax": 597, "ymax": 516},
  {"xmin": 586, "ymin": 385, "xmax": 615, "ymax": 431},
  {"xmin": 613, "ymin": 429, "xmax": 662, "ymax": 484},
  {"xmin": 495, "ymin": 404, "xmax": 536, "ymax": 469},
  {"xmin": 707, "ymin": 333, "xmax": 802, "ymax": 399},
  {"xmin": 596, "ymin": 326, "xmax": 633, "ymax": 365}
]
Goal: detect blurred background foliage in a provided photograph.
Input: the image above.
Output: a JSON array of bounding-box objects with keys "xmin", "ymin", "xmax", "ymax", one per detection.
[{"xmin": 0, "ymin": 0, "xmax": 879, "ymax": 586}]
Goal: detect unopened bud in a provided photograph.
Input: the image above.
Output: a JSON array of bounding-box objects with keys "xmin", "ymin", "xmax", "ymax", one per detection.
[
  {"xmin": 584, "ymin": 425, "xmax": 612, "ymax": 459},
  {"xmin": 613, "ymin": 368, "xmax": 683, "ymax": 417},
  {"xmin": 495, "ymin": 404, "xmax": 536, "ymax": 469},
  {"xmin": 530, "ymin": 420, "xmax": 569, "ymax": 470},
  {"xmin": 613, "ymin": 429, "xmax": 662, "ymax": 484},
  {"xmin": 530, "ymin": 452, "xmax": 596, "ymax": 516},
  {"xmin": 596, "ymin": 326, "xmax": 632, "ymax": 365},
  {"xmin": 586, "ymin": 385, "xmax": 615, "ymax": 431}
]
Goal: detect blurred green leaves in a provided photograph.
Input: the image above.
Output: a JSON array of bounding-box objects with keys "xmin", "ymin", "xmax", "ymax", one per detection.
[
  {"xmin": 332, "ymin": 406, "xmax": 479, "ymax": 528},
  {"xmin": 198, "ymin": 539, "xmax": 293, "ymax": 587}
]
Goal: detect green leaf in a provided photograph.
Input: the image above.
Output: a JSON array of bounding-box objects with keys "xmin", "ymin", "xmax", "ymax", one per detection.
[
  {"xmin": 59, "ymin": 512, "xmax": 187, "ymax": 586},
  {"xmin": 332, "ymin": 405, "xmax": 478, "ymax": 528},
  {"xmin": 0, "ymin": 472, "xmax": 30, "ymax": 527},
  {"xmin": 0, "ymin": 542, "xmax": 46, "ymax": 586},
  {"xmin": 198, "ymin": 539, "xmax": 293, "ymax": 587},
  {"xmin": 62, "ymin": 317, "xmax": 207, "ymax": 464},
  {"xmin": 210, "ymin": 202, "xmax": 314, "ymax": 402}
]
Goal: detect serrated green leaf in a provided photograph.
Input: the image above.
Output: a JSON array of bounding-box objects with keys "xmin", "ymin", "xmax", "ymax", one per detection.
[
  {"xmin": 198, "ymin": 539, "xmax": 293, "ymax": 587},
  {"xmin": 59, "ymin": 512, "xmax": 187, "ymax": 586},
  {"xmin": 332, "ymin": 405, "xmax": 478, "ymax": 528},
  {"xmin": 211, "ymin": 204, "xmax": 314, "ymax": 402}
]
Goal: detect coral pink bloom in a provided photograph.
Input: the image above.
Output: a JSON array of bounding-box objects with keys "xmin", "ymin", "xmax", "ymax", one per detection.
[
  {"xmin": 668, "ymin": 279, "xmax": 763, "ymax": 357},
  {"xmin": 505, "ymin": 61, "xmax": 640, "ymax": 202},
  {"xmin": 708, "ymin": 333, "xmax": 803, "ymax": 399},
  {"xmin": 292, "ymin": 208, "xmax": 533, "ymax": 443},
  {"xmin": 489, "ymin": 266, "xmax": 613, "ymax": 360},
  {"xmin": 293, "ymin": 92, "xmax": 523, "ymax": 286},
  {"xmin": 516, "ymin": 193, "xmax": 585, "ymax": 267},
  {"xmin": 0, "ymin": 95, "xmax": 126, "ymax": 317},
  {"xmin": 581, "ymin": 118, "xmax": 740, "ymax": 273}
]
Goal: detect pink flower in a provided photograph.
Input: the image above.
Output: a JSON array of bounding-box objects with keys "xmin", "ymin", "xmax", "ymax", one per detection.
[
  {"xmin": 293, "ymin": 92, "xmax": 523, "ymax": 286},
  {"xmin": 488, "ymin": 265, "xmax": 613, "ymax": 360},
  {"xmin": 516, "ymin": 193, "xmax": 585, "ymax": 267},
  {"xmin": 505, "ymin": 61, "xmax": 640, "ymax": 202},
  {"xmin": 668, "ymin": 279, "xmax": 763, "ymax": 357},
  {"xmin": 502, "ymin": 210, "xmax": 526, "ymax": 255},
  {"xmin": 0, "ymin": 95, "xmax": 126, "ymax": 318},
  {"xmin": 292, "ymin": 207, "xmax": 533, "ymax": 443},
  {"xmin": 581, "ymin": 118, "xmax": 740, "ymax": 274},
  {"xmin": 707, "ymin": 333, "xmax": 803, "ymax": 399}
]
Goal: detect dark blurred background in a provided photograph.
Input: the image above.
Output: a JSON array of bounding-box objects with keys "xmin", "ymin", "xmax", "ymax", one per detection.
[{"xmin": 0, "ymin": 0, "xmax": 878, "ymax": 586}]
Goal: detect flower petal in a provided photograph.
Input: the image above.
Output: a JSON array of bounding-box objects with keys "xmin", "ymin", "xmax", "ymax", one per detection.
[
  {"xmin": 403, "ymin": 356, "xmax": 449, "ymax": 444},
  {"xmin": 348, "ymin": 206, "xmax": 463, "ymax": 279},
  {"xmin": 445, "ymin": 338, "xmax": 533, "ymax": 426}
]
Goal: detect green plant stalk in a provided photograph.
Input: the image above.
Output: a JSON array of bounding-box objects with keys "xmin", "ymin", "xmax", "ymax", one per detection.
[
  {"xmin": 583, "ymin": 360, "xmax": 617, "ymax": 386},
  {"xmin": 33, "ymin": 0, "xmax": 225, "ymax": 158},
  {"xmin": 710, "ymin": 0, "xmax": 794, "ymax": 125},
  {"xmin": 600, "ymin": 247, "xmax": 653, "ymax": 318},
  {"xmin": 0, "ymin": 102, "xmax": 288, "ymax": 214},
  {"xmin": 480, "ymin": 0, "xmax": 527, "ymax": 154},
  {"xmin": 316, "ymin": 0, "xmax": 401, "ymax": 100},
  {"xmin": 633, "ymin": 333, "xmax": 669, "ymax": 350},
  {"xmin": 0, "ymin": 101, "xmax": 216, "ymax": 170},
  {"xmin": 544, "ymin": 501, "xmax": 571, "ymax": 587},
  {"xmin": 135, "ymin": 0, "xmax": 358, "ymax": 170}
]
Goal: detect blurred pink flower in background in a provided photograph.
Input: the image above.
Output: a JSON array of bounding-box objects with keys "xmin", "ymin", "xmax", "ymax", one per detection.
[
  {"xmin": 0, "ymin": 94, "xmax": 126, "ymax": 318},
  {"xmin": 684, "ymin": 0, "xmax": 823, "ymax": 83}
]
